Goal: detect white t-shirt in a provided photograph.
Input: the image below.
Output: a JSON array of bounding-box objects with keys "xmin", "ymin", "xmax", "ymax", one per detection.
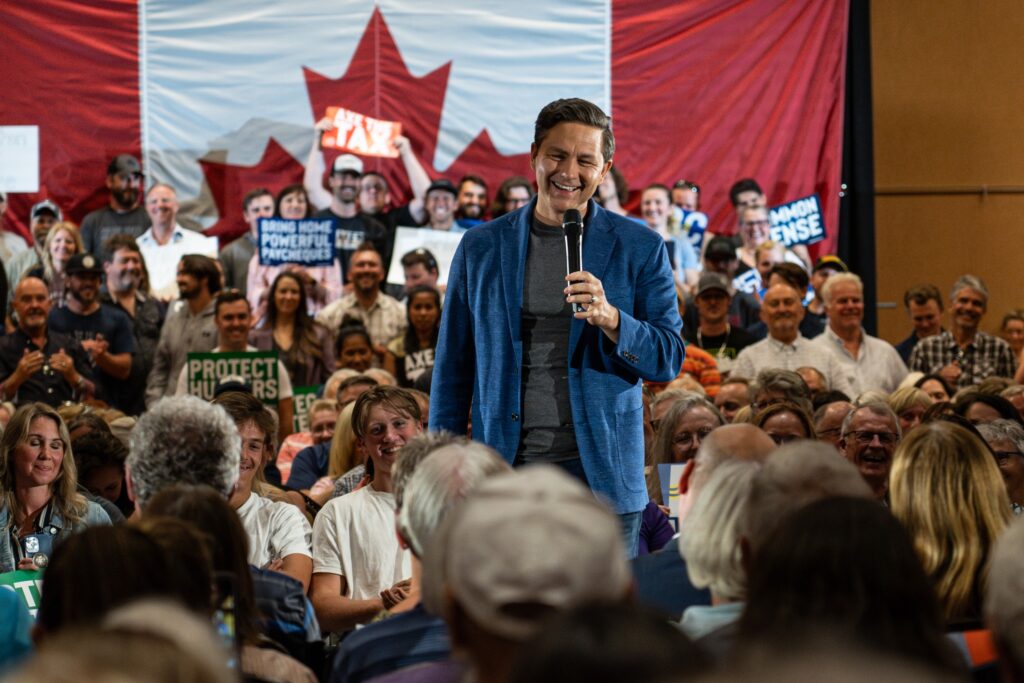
[
  {"xmin": 174, "ymin": 345, "xmax": 293, "ymax": 399},
  {"xmin": 236, "ymin": 492, "xmax": 312, "ymax": 567},
  {"xmin": 311, "ymin": 486, "xmax": 410, "ymax": 600},
  {"xmin": 137, "ymin": 224, "xmax": 219, "ymax": 300}
]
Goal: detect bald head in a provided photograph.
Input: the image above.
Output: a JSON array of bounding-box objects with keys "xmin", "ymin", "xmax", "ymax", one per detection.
[{"xmin": 691, "ymin": 423, "xmax": 776, "ymax": 495}]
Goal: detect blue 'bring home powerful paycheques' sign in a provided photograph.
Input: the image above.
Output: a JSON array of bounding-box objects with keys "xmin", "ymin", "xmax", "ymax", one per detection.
[
  {"xmin": 258, "ymin": 217, "xmax": 338, "ymax": 266},
  {"xmin": 768, "ymin": 194, "xmax": 826, "ymax": 247}
]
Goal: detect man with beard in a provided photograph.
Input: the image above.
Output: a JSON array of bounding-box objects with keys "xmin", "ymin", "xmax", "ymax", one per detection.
[
  {"xmin": 911, "ymin": 275, "xmax": 1016, "ymax": 388},
  {"xmin": 101, "ymin": 235, "xmax": 167, "ymax": 414},
  {"xmin": 421, "ymin": 179, "xmax": 461, "ymax": 232},
  {"xmin": 316, "ymin": 244, "xmax": 405, "ymax": 350},
  {"xmin": 79, "ymin": 155, "xmax": 151, "ymax": 263},
  {"xmin": 48, "ymin": 253, "xmax": 134, "ymax": 409},
  {"xmin": 732, "ymin": 282, "xmax": 853, "ymax": 396},
  {"xmin": 144, "ymin": 254, "xmax": 219, "ymax": 407},
  {"xmin": 0, "ymin": 276, "xmax": 95, "ymax": 405},
  {"xmin": 455, "ymin": 175, "xmax": 488, "ymax": 228},
  {"xmin": 838, "ymin": 402, "xmax": 901, "ymax": 500},
  {"xmin": 5, "ymin": 200, "xmax": 62, "ymax": 308}
]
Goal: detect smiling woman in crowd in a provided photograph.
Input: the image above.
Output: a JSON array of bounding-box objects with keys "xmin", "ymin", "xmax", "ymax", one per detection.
[{"xmin": 0, "ymin": 403, "xmax": 110, "ymax": 573}]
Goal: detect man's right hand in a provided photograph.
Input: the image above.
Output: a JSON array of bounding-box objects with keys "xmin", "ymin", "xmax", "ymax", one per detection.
[
  {"xmin": 15, "ymin": 348, "xmax": 45, "ymax": 382},
  {"xmin": 938, "ymin": 361, "xmax": 961, "ymax": 387}
]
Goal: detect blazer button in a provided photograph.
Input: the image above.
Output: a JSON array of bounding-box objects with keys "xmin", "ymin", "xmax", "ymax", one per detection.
[{"xmin": 511, "ymin": 413, "xmax": 519, "ymax": 421}]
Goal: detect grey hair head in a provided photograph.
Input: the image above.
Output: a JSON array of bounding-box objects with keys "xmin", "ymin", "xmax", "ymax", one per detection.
[
  {"xmin": 950, "ymin": 274, "xmax": 989, "ymax": 305},
  {"xmin": 392, "ymin": 430, "xmax": 466, "ymax": 509},
  {"xmin": 397, "ymin": 441, "xmax": 510, "ymax": 558},
  {"xmin": 977, "ymin": 419, "xmax": 1024, "ymax": 454},
  {"xmin": 840, "ymin": 401, "xmax": 902, "ymax": 440},
  {"xmin": 750, "ymin": 368, "xmax": 812, "ymax": 415},
  {"xmin": 127, "ymin": 395, "xmax": 240, "ymax": 509}
]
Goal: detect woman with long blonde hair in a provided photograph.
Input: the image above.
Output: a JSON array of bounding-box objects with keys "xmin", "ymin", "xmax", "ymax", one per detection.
[{"xmin": 889, "ymin": 420, "xmax": 1011, "ymax": 623}]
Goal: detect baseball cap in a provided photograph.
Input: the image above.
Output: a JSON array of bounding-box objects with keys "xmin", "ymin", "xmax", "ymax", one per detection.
[
  {"xmin": 213, "ymin": 376, "xmax": 253, "ymax": 398},
  {"xmin": 421, "ymin": 466, "xmax": 631, "ymax": 641},
  {"xmin": 65, "ymin": 253, "xmax": 103, "ymax": 276},
  {"xmin": 426, "ymin": 178, "xmax": 458, "ymax": 198},
  {"xmin": 332, "ymin": 154, "xmax": 364, "ymax": 176},
  {"xmin": 30, "ymin": 199, "xmax": 62, "ymax": 221},
  {"xmin": 696, "ymin": 272, "xmax": 732, "ymax": 298},
  {"xmin": 107, "ymin": 154, "xmax": 143, "ymax": 176},
  {"xmin": 813, "ymin": 255, "xmax": 849, "ymax": 273},
  {"xmin": 704, "ymin": 236, "xmax": 736, "ymax": 262}
]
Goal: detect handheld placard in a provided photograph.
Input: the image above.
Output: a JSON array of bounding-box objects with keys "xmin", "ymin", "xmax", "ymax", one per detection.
[{"xmin": 563, "ymin": 209, "xmax": 584, "ymax": 313}]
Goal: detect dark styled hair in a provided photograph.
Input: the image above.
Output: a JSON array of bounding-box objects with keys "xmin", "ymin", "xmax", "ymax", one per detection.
[
  {"xmin": 242, "ymin": 187, "xmax": 273, "ymax": 211},
  {"xmin": 400, "ymin": 248, "xmax": 438, "ymax": 274},
  {"xmin": 262, "ymin": 270, "xmax": 326, "ymax": 373},
  {"xmin": 729, "ymin": 178, "xmax": 763, "ymax": 206},
  {"xmin": 952, "ymin": 392, "xmax": 1022, "ymax": 424},
  {"xmin": 534, "ymin": 98, "xmax": 614, "ymax": 162},
  {"xmin": 769, "ymin": 262, "xmax": 810, "ymax": 292},
  {"xmin": 214, "ymin": 288, "xmax": 248, "ymax": 316},
  {"xmin": 915, "ymin": 373, "xmax": 955, "ymax": 399},
  {"xmin": 101, "ymin": 234, "xmax": 141, "ymax": 262},
  {"xmin": 903, "ymin": 283, "xmax": 944, "ymax": 311},
  {"xmin": 403, "ymin": 285, "xmax": 442, "ymax": 354},
  {"xmin": 491, "ymin": 176, "xmax": 535, "ymax": 217},
  {"xmin": 179, "ymin": 254, "xmax": 222, "ymax": 295},
  {"xmin": 275, "ymin": 183, "xmax": 312, "ymax": 218},
  {"xmin": 458, "ymin": 174, "xmax": 488, "ymax": 194},
  {"xmin": 334, "ymin": 318, "xmax": 373, "ymax": 361}
]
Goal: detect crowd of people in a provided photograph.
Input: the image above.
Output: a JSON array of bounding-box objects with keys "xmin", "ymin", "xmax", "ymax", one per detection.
[{"xmin": 0, "ymin": 97, "xmax": 1022, "ymax": 683}]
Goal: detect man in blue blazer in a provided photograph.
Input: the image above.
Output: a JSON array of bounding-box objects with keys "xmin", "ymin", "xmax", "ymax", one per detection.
[{"xmin": 430, "ymin": 98, "xmax": 685, "ymax": 554}]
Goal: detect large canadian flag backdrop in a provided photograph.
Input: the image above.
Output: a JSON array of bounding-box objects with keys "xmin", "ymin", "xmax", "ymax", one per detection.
[{"xmin": 2, "ymin": 0, "xmax": 847, "ymax": 254}]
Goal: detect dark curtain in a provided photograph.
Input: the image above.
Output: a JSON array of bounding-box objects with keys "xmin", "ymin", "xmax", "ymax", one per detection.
[{"xmin": 838, "ymin": 0, "xmax": 877, "ymax": 333}]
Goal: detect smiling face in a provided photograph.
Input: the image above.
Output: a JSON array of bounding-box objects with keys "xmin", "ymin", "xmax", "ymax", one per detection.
[
  {"xmin": 31, "ymin": 213, "xmax": 58, "ymax": 245},
  {"xmin": 1001, "ymin": 319, "xmax": 1024, "ymax": 355},
  {"xmin": 359, "ymin": 405, "xmax": 422, "ymax": 480},
  {"xmin": 310, "ymin": 409, "xmax": 338, "ymax": 445},
  {"xmin": 908, "ymin": 299, "xmax": 943, "ymax": 338},
  {"xmin": 348, "ymin": 249, "xmax": 384, "ymax": 295},
  {"xmin": 641, "ymin": 187, "xmax": 671, "ymax": 231},
  {"xmin": 105, "ymin": 247, "xmax": 142, "ymax": 294},
  {"xmin": 49, "ymin": 228, "xmax": 77, "ymax": 267},
  {"xmin": 329, "ymin": 171, "xmax": 361, "ymax": 205},
  {"xmin": 278, "ymin": 189, "xmax": 308, "ymax": 219},
  {"xmin": 825, "ymin": 280, "xmax": 864, "ymax": 336},
  {"xmin": 272, "ymin": 275, "xmax": 302, "ymax": 317},
  {"xmin": 69, "ymin": 272, "xmax": 101, "ymax": 307},
  {"xmin": 739, "ymin": 207, "xmax": 771, "ymax": 248},
  {"xmin": 409, "ymin": 291, "xmax": 440, "ymax": 333},
  {"xmin": 145, "ymin": 185, "xmax": 178, "ymax": 227},
  {"xmin": 425, "ymin": 189, "xmax": 457, "ymax": 228},
  {"xmin": 235, "ymin": 420, "xmax": 267, "ymax": 496},
  {"xmin": 950, "ymin": 286, "xmax": 986, "ymax": 334},
  {"xmin": 244, "ymin": 193, "xmax": 275, "ymax": 234},
  {"xmin": 14, "ymin": 416, "xmax": 65, "ymax": 489},
  {"xmin": 761, "ymin": 284, "xmax": 805, "ymax": 343},
  {"xmin": 457, "ymin": 180, "xmax": 487, "ymax": 219},
  {"xmin": 338, "ymin": 334, "xmax": 373, "ymax": 372},
  {"xmin": 531, "ymin": 122, "xmax": 612, "ymax": 225},
  {"xmin": 215, "ymin": 299, "xmax": 252, "ymax": 351},
  {"xmin": 840, "ymin": 408, "xmax": 900, "ymax": 499},
  {"xmin": 359, "ymin": 174, "xmax": 390, "ymax": 215}
]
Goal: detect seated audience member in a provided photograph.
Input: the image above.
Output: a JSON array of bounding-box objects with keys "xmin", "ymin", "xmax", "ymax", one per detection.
[
  {"xmin": 714, "ymin": 376, "xmax": 751, "ymax": 422},
  {"xmin": 684, "ymin": 273, "xmax": 758, "ymax": 375},
  {"xmin": 640, "ymin": 183, "xmax": 699, "ymax": 288},
  {"xmin": 809, "ymin": 272, "xmax": 909, "ymax": 394},
  {"xmin": 652, "ymin": 396, "xmax": 725, "ymax": 473},
  {"xmin": 975, "ymin": 375, "xmax": 1016, "ymax": 396},
  {"xmin": 838, "ymin": 402, "xmax": 902, "ymax": 500},
  {"xmin": 144, "ymin": 254, "xmax": 221, "ymax": 407},
  {"xmin": 731, "ymin": 283, "xmax": 854, "ymax": 396},
  {"xmin": 679, "ymin": 460, "xmax": 761, "ymax": 640},
  {"xmin": 384, "ymin": 285, "xmax": 441, "ymax": 387},
  {"xmin": 247, "ymin": 184, "xmax": 343, "ymax": 320},
  {"xmin": 977, "ymin": 419, "xmax": 1024, "ymax": 514},
  {"xmin": 813, "ymin": 399, "xmax": 854, "ymax": 449},
  {"xmin": 805, "ymin": 255, "xmax": 848, "ymax": 323},
  {"xmin": 219, "ymin": 187, "xmax": 274, "ymax": 296},
  {"xmin": 316, "ymin": 402, "xmax": 363, "ymax": 503},
  {"xmin": 334, "ymin": 319, "xmax": 376, "ymax": 373},
  {"xmin": 753, "ymin": 401, "xmax": 816, "ymax": 445},
  {"xmin": 277, "ymin": 398, "xmax": 338, "ymax": 486},
  {"xmin": 0, "ymin": 582, "xmax": 31, "ymax": 673},
  {"xmin": 491, "ymin": 176, "xmax": 534, "ymax": 218},
  {"xmin": 212, "ymin": 391, "xmax": 313, "ymax": 591},
  {"xmin": 1000, "ymin": 311, "xmax": 1024, "ymax": 363},
  {"xmin": 310, "ymin": 387, "xmax": 422, "ymax": 633},
  {"xmin": 145, "ymin": 486, "xmax": 318, "ymax": 682},
  {"xmin": 952, "ymin": 391, "xmax": 1021, "ymax": 425},
  {"xmin": 896, "ymin": 283, "xmax": 945, "ymax": 364},
  {"xmin": 72, "ymin": 429, "xmax": 134, "ymax": 519},
  {"xmin": 915, "ymin": 373, "xmax": 954, "ymax": 403},
  {"xmin": 749, "ymin": 368, "xmax": 814, "ymax": 416},
  {"xmin": 738, "ymin": 497, "xmax": 963, "ymax": 674},
  {"xmin": 632, "ymin": 424, "xmax": 775, "ymax": 620},
  {"xmin": 796, "ymin": 366, "xmax": 828, "ymax": 397},
  {"xmin": 985, "ymin": 516, "xmax": 1024, "ymax": 681},
  {"xmin": 889, "ymin": 421, "xmax": 1012, "ymax": 623},
  {"xmin": 330, "ymin": 438, "xmax": 510, "ymax": 683},
  {"xmin": 249, "ymin": 271, "xmax": 335, "ymax": 387},
  {"xmin": 174, "ymin": 289, "xmax": 294, "ymax": 441},
  {"xmin": 887, "ymin": 386, "xmax": 933, "ymax": 436},
  {"xmin": 910, "ymin": 275, "xmax": 1016, "ymax": 389},
  {"xmin": 1002, "ymin": 384, "xmax": 1024, "ymax": 422},
  {"xmin": 747, "ymin": 262, "xmax": 826, "ymax": 340},
  {"xmin": 0, "ymin": 277, "xmax": 96, "ymax": 406},
  {"xmin": 137, "ymin": 184, "xmax": 218, "ymax": 300},
  {"xmin": 419, "ymin": 466, "xmax": 633, "ymax": 683},
  {"xmin": 0, "ymin": 403, "xmax": 111, "ymax": 573},
  {"xmin": 508, "ymin": 602, "xmax": 709, "ymax": 683},
  {"xmin": 317, "ymin": 244, "xmax": 406, "ymax": 349},
  {"xmin": 126, "ymin": 395, "xmax": 240, "ymax": 511},
  {"xmin": 648, "ymin": 388, "xmax": 690, "ymax": 431}
]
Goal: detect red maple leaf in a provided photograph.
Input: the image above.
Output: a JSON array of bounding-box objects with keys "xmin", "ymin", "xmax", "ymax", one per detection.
[
  {"xmin": 200, "ymin": 138, "xmax": 305, "ymax": 245},
  {"xmin": 303, "ymin": 7, "xmax": 531, "ymax": 207}
]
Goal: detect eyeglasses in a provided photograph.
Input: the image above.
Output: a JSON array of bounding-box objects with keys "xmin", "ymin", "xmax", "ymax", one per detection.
[
  {"xmin": 994, "ymin": 451, "xmax": 1023, "ymax": 466},
  {"xmin": 849, "ymin": 430, "xmax": 898, "ymax": 446},
  {"xmin": 672, "ymin": 179, "xmax": 700, "ymax": 194},
  {"xmin": 672, "ymin": 427, "xmax": 715, "ymax": 448}
]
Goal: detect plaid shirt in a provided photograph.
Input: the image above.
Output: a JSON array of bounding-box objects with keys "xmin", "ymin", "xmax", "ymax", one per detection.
[{"xmin": 909, "ymin": 330, "xmax": 1016, "ymax": 388}]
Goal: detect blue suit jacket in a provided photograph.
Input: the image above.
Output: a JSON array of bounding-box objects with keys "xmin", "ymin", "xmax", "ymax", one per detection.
[{"xmin": 430, "ymin": 199, "xmax": 685, "ymax": 513}]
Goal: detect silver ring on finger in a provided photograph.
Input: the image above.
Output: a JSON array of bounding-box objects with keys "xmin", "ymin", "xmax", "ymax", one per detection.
[{"xmin": 592, "ymin": 294, "xmax": 600, "ymax": 304}]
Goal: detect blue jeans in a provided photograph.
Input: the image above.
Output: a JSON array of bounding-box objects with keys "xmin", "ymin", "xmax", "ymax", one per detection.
[{"xmin": 519, "ymin": 457, "xmax": 642, "ymax": 559}]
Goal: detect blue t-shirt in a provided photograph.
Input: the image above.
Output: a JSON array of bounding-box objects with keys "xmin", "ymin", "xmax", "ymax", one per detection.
[{"xmin": 287, "ymin": 442, "xmax": 330, "ymax": 490}]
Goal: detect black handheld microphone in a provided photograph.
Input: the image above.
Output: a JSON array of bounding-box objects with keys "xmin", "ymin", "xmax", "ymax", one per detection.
[{"xmin": 563, "ymin": 209, "xmax": 584, "ymax": 313}]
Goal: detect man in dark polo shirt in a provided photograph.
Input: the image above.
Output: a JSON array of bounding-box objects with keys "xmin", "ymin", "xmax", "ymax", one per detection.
[
  {"xmin": 49, "ymin": 253, "xmax": 135, "ymax": 411},
  {"xmin": 0, "ymin": 277, "xmax": 95, "ymax": 405},
  {"xmin": 79, "ymin": 154, "xmax": 151, "ymax": 264}
]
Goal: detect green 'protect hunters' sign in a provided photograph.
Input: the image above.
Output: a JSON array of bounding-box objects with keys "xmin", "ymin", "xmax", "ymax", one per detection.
[
  {"xmin": 1, "ymin": 569, "xmax": 43, "ymax": 618},
  {"xmin": 186, "ymin": 351, "xmax": 280, "ymax": 404}
]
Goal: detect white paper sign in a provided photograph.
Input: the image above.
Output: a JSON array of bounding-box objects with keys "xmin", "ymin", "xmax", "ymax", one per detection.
[
  {"xmin": 0, "ymin": 126, "xmax": 40, "ymax": 193},
  {"xmin": 386, "ymin": 226, "xmax": 464, "ymax": 288}
]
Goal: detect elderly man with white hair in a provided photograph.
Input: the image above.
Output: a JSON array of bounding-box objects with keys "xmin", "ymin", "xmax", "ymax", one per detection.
[
  {"xmin": 329, "ymin": 435, "xmax": 510, "ymax": 683},
  {"xmin": 808, "ymin": 272, "xmax": 908, "ymax": 395}
]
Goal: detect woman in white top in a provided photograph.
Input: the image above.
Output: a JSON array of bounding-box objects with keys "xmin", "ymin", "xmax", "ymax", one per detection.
[{"xmin": 212, "ymin": 390, "xmax": 313, "ymax": 591}]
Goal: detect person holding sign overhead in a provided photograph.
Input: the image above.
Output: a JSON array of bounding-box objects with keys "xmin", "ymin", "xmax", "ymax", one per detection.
[
  {"xmin": 430, "ymin": 98, "xmax": 685, "ymax": 556},
  {"xmin": 175, "ymin": 290, "xmax": 294, "ymax": 442}
]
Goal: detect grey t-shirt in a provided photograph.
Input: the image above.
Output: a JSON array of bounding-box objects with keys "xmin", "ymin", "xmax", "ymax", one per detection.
[
  {"xmin": 80, "ymin": 205, "xmax": 151, "ymax": 263},
  {"xmin": 517, "ymin": 216, "xmax": 578, "ymax": 463}
]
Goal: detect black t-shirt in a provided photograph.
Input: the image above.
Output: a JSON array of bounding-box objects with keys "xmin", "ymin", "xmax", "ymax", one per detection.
[
  {"xmin": 684, "ymin": 325, "xmax": 759, "ymax": 372},
  {"xmin": 48, "ymin": 304, "xmax": 136, "ymax": 409},
  {"xmin": 314, "ymin": 208, "xmax": 392, "ymax": 279}
]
